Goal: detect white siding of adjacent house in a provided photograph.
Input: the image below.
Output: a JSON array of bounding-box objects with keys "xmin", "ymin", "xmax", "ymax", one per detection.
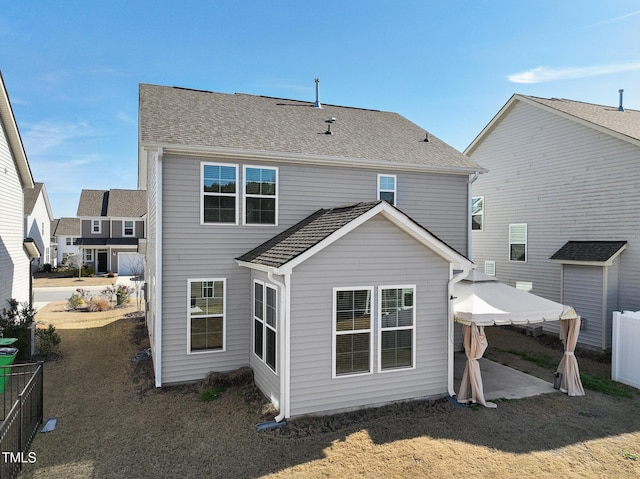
[
  {"xmin": 145, "ymin": 150, "xmax": 160, "ymax": 384},
  {"xmin": 156, "ymin": 153, "xmax": 470, "ymax": 385},
  {"xmin": 0, "ymin": 121, "xmax": 29, "ymax": 306},
  {"xmin": 471, "ymin": 101, "xmax": 640, "ymax": 348},
  {"xmin": 24, "ymin": 191, "xmax": 51, "ymax": 270},
  {"xmin": 288, "ymin": 216, "xmax": 450, "ymax": 416}
]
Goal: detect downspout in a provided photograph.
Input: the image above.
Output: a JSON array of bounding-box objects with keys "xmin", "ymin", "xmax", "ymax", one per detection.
[
  {"xmin": 467, "ymin": 172, "xmax": 480, "ymax": 261},
  {"xmin": 447, "ymin": 263, "xmax": 472, "ymax": 397},
  {"xmin": 267, "ymin": 270, "xmax": 290, "ymax": 423}
]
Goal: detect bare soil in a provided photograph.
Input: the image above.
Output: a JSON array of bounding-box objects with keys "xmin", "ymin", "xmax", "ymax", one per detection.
[
  {"xmin": 33, "ymin": 273, "xmax": 116, "ymax": 288},
  {"xmin": 19, "ymin": 305, "xmax": 640, "ymax": 478}
]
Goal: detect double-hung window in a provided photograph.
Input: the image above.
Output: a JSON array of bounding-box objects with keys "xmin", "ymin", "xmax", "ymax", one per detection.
[
  {"xmin": 202, "ymin": 163, "xmax": 238, "ymax": 224},
  {"xmin": 123, "ymin": 220, "xmax": 134, "ymax": 237},
  {"xmin": 333, "ymin": 288, "xmax": 373, "ymax": 377},
  {"xmin": 253, "ymin": 281, "xmax": 277, "ymax": 372},
  {"xmin": 509, "ymin": 223, "xmax": 527, "ymax": 262},
  {"xmin": 66, "ymin": 238, "xmax": 72, "ymax": 246},
  {"xmin": 188, "ymin": 279, "xmax": 225, "ymax": 352},
  {"xmin": 378, "ymin": 174, "xmax": 397, "ymax": 206},
  {"xmin": 91, "ymin": 220, "xmax": 101, "ymax": 234},
  {"xmin": 472, "ymin": 197, "xmax": 484, "ymax": 231},
  {"xmin": 244, "ymin": 166, "xmax": 277, "ymax": 225},
  {"xmin": 379, "ymin": 286, "xmax": 415, "ymax": 371}
]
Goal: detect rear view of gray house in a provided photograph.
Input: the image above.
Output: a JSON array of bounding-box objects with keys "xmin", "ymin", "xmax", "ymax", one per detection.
[
  {"xmin": 468, "ymin": 93, "xmax": 640, "ymax": 351},
  {"xmin": 138, "ymin": 83, "xmax": 484, "ymax": 418}
]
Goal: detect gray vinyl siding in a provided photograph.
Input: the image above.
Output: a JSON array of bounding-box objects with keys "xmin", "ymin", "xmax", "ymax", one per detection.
[
  {"xmin": 560, "ymin": 265, "xmax": 604, "ymax": 350},
  {"xmin": 158, "ymin": 153, "xmax": 469, "ymax": 385},
  {"xmin": 81, "ymin": 219, "xmax": 109, "ymax": 238},
  {"xmin": 249, "ymin": 270, "xmax": 280, "ymax": 408},
  {"xmin": 0, "ymin": 121, "xmax": 29, "ymax": 305},
  {"xmin": 471, "ymin": 101, "xmax": 640, "ymax": 349},
  {"xmin": 288, "ymin": 216, "xmax": 450, "ymax": 417}
]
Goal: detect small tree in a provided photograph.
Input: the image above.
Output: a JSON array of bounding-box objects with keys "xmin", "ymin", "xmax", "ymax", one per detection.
[{"xmin": 68, "ymin": 253, "xmax": 83, "ymax": 279}]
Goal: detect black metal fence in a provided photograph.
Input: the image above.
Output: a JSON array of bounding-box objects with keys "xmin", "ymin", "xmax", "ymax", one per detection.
[{"xmin": 0, "ymin": 363, "xmax": 44, "ymax": 479}]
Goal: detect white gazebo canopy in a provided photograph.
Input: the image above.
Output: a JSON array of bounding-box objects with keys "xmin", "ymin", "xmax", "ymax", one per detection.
[
  {"xmin": 452, "ymin": 269, "xmax": 584, "ymax": 406},
  {"xmin": 453, "ymin": 270, "xmax": 577, "ymax": 326}
]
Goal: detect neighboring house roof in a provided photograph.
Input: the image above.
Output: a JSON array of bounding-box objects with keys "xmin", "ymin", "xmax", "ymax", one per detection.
[
  {"xmin": 139, "ymin": 84, "xmax": 485, "ymax": 174},
  {"xmin": 24, "ymin": 182, "xmax": 54, "ymax": 220},
  {"xmin": 465, "ymin": 94, "xmax": 640, "ymax": 155},
  {"xmin": 237, "ymin": 200, "xmax": 470, "ymax": 274},
  {"xmin": 550, "ymin": 241, "xmax": 627, "ymax": 266},
  {"xmin": 77, "ymin": 189, "xmax": 147, "ymax": 217},
  {"xmin": 0, "ymin": 71, "xmax": 33, "ymax": 189},
  {"xmin": 53, "ymin": 217, "xmax": 81, "ymax": 237}
]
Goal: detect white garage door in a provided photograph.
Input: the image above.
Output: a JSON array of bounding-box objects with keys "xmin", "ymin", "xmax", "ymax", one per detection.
[{"xmin": 118, "ymin": 253, "xmax": 145, "ymax": 276}]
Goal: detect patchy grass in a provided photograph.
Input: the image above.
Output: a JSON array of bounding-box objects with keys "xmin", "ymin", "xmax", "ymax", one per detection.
[
  {"xmin": 581, "ymin": 373, "xmax": 635, "ymax": 398},
  {"xmin": 200, "ymin": 385, "xmax": 226, "ymax": 402}
]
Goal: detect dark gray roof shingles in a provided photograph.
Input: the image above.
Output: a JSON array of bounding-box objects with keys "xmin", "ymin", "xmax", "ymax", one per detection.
[
  {"xmin": 237, "ymin": 202, "xmax": 382, "ymax": 268},
  {"xmin": 550, "ymin": 241, "xmax": 627, "ymax": 262},
  {"xmin": 53, "ymin": 217, "xmax": 80, "ymax": 236},
  {"xmin": 139, "ymin": 84, "xmax": 483, "ymax": 172},
  {"xmin": 23, "ymin": 182, "xmax": 43, "ymax": 215}
]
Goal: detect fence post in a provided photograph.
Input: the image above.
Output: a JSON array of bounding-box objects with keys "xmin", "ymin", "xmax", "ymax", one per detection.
[{"xmin": 612, "ymin": 311, "xmax": 620, "ymax": 381}]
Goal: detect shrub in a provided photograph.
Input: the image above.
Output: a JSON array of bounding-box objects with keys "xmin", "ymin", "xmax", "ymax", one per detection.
[
  {"xmin": 0, "ymin": 300, "xmax": 35, "ymax": 360},
  {"xmin": 67, "ymin": 293, "xmax": 84, "ymax": 310},
  {"xmin": 88, "ymin": 298, "xmax": 111, "ymax": 312},
  {"xmin": 102, "ymin": 285, "xmax": 134, "ymax": 306},
  {"xmin": 36, "ymin": 324, "xmax": 61, "ymax": 355},
  {"xmin": 41, "ymin": 263, "xmax": 52, "ymax": 273}
]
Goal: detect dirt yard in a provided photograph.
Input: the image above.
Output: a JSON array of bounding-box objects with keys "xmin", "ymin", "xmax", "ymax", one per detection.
[{"xmin": 20, "ymin": 304, "xmax": 640, "ymax": 478}]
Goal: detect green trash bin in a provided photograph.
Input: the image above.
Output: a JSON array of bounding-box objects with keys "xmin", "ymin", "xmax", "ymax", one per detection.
[{"xmin": 0, "ymin": 338, "xmax": 18, "ymax": 394}]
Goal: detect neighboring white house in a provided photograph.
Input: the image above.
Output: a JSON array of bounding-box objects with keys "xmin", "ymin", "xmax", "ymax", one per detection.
[
  {"xmin": 0, "ymin": 71, "xmax": 38, "ymax": 307},
  {"xmin": 138, "ymin": 83, "xmax": 485, "ymax": 418},
  {"xmin": 24, "ymin": 182, "xmax": 54, "ymax": 272},
  {"xmin": 51, "ymin": 217, "xmax": 81, "ymax": 267},
  {"xmin": 467, "ymin": 93, "xmax": 640, "ymax": 351}
]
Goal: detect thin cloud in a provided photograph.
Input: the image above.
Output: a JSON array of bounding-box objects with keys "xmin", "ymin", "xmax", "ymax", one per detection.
[
  {"xmin": 508, "ymin": 62, "xmax": 640, "ymax": 84},
  {"xmin": 21, "ymin": 120, "xmax": 95, "ymax": 156},
  {"xmin": 587, "ymin": 10, "xmax": 640, "ymax": 28}
]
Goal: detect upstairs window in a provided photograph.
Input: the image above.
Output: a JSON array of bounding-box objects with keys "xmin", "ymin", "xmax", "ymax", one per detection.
[
  {"xmin": 472, "ymin": 197, "xmax": 484, "ymax": 231},
  {"xmin": 509, "ymin": 224, "xmax": 527, "ymax": 262},
  {"xmin": 66, "ymin": 238, "xmax": 72, "ymax": 246},
  {"xmin": 91, "ymin": 220, "xmax": 101, "ymax": 234},
  {"xmin": 123, "ymin": 220, "xmax": 134, "ymax": 237},
  {"xmin": 378, "ymin": 174, "xmax": 397, "ymax": 206},
  {"xmin": 244, "ymin": 166, "xmax": 277, "ymax": 225},
  {"xmin": 202, "ymin": 163, "xmax": 238, "ymax": 224}
]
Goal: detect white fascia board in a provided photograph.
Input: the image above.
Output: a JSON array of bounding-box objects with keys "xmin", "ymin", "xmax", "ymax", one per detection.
[
  {"xmin": 140, "ymin": 142, "xmax": 486, "ymax": 176},
  {"xmin": 235, "ymin": 260, "xmax": 279, "ymax": 274}
]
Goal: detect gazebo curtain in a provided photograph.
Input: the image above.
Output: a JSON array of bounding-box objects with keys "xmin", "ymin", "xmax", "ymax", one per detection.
[
  {"xmin": 457, "ymin": 323, "xmax": 497, "ymax": 408},
  {"xmin": 556, "ymin": 317, "xmax": 585, "ymax": 396}
]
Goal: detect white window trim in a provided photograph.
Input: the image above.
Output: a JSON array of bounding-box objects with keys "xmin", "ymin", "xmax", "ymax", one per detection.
[
  {"xmin": 242, "ymin": 165, "xmax": 279, "ymax": 226},
  {"xmin": 377, "ymin": 285, "xmax": 417, "ymax": 373},
  {"xmin": 332, "ymin": 286, "xmax": 374, "ymax": 379},
  {"xmin": 91, "ymin": 219, "xmax": 101, "ymax": 234},
  {"xmin": 377, "ymin": 174, "xmax": 397, "ymax": 206},
  {"xmin": 472, "ymin": 196, "xmax": 484, "ymax": 232},
  {"xmin": 509, "ymin": 223, "xmax": 528, "ymax": 263},
  {"xmin": 123, "ymin": 220, "xmax": 135, "ymax": 237},
  {"xmin": 66, "ymin": 237, "xmax": 72, "ymax": 246},
  {"xmin": 187, "ymin": 278, "xmax": 227, "ymax": 354},
  {"xmin": 85, "ymin": 249, "xmax": 93, "ymax": 262},
  {"xmin": 201, "ymin": 162, "xmax": 239, "ymax": 226},
  {"xmin": 252, "ymin": 280, "xmax": 278, "ymax": 374}
]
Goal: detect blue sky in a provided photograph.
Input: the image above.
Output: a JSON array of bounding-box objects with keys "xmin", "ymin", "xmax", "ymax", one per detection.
[{"xmin": 2, "ymin": 1, "xmax": 639, "ymax": 217}]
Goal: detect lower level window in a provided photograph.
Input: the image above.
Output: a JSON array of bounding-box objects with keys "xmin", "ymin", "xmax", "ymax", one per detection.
[
  {"xmin": 379, "ymin": 286, "xmax": 415, "ymax": 370},
  {"xmin": 253, "ymin": 281, "xmax": 277, "ymax": 372},
  {"xmin": 189, "ymin": 279, "xmax": 225, "ymax": 352},
  {"xmin": 334, "ymin": 288, "xmax": 373, "ymax": 376}
]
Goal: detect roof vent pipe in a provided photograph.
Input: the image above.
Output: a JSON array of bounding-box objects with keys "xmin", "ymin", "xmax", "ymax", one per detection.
[
  {"xmin": 619, "ymin": 89, "xmax": 624, "ymax": 112},
  {"xmin": 314, "ymin": 78, "xmax": 321, "ymax": 108}
]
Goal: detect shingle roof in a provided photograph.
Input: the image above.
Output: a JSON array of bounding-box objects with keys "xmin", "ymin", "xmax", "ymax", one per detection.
[
  {"xmin": 77, "ymin": 189, "xmax": 147, "ymax": 218},
  {"xmin": 23, "ymin": 182, "xmax": 43, "ymax": 215},
  {"xmin": 522, "ymin": 95, "xmax": 640, "ymax": 142},
  {"xmin": 550, "ymin": 241, "xmax": 627, "ymax": 263},
  {"xmin": 139, "ymin": 84, "xmax": 483, "ymax": 172},
  {"xmin": 53, "ymin": 217, "xmax": 80, "ymax": 236},
  {"xmin": 237, "ymin": 202, "xmax": 384, "ymax": 268}
]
